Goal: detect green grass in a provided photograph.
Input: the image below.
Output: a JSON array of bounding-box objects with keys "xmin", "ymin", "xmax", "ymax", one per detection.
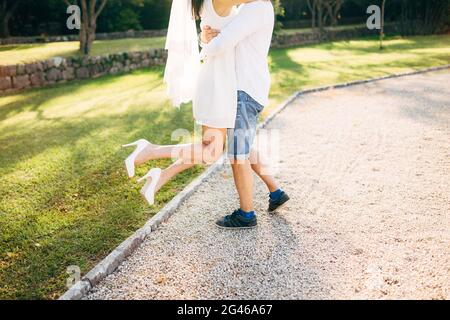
[
  {"xmin": 0, "ymin": 37, "xmax": 166, "ymax": 65},
  {"xmin": 0, "ymin": 34, "xmax": 449, "ymax": 299}
]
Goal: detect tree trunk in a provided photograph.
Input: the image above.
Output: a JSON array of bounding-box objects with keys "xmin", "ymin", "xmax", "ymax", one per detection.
[
  {"xmin": 331, "ymin": 3, "xmax": 339, "ymax": 26},
  {"xmin": 329, "ymin": 13, "xmax": 337, "ymax": 27},
  {"xmin": 86, "ymin": 22, "xmax": 96, "ymax": 55},
  {"xmin": 79, "ymin": 0, "xmax": 87, "ymax": 54},
  {"xmin": 333, "ymin": 0, "xmax": 343, "ymax": 26},
  {"xmin": 311, "ymin": 3, "xmax": 316, "ymax": 29},
  {"xmin": 306, "ymin": 0, "xmax": 316, "ymax": 29},
  {"xmin": 67, "ymin": 0, "xmax": 107, "ymax": 55},
  {"xmin": 324, "ymin": 0, "xmax": 344, "ymax": 27},
  {"xmin": 1, "ymin": 0, "xmax": 20, "ymax": 38},
  {"xmin": 317, "ymin": 0, "xmax": 325, "ymax": 37},
  {"xmin": 79, "ymin": 27, "xmax": 87, "ymax": 54},
  {"xmin": 380, "ymin": 0, "xmax": 386, "ymax": 50},
  {"xmin": 0, "ymin": 13, "xmax": 9, "ymax": 37},
  {"xmin": 325, "ymin": 1, "xmax": 336, "ymax": 27},
  {"xmin": 3, "ymin": 16, "xmax": 8, "ymax": 37},
  {"xmin": 80, "ymin": 25, "xmax": 96, "ymax": 55}
]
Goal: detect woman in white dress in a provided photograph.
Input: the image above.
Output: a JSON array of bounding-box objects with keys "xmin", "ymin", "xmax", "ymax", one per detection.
[{"xmin": 123, "ymin": 0, "xmax": 279, "ymax": 206}]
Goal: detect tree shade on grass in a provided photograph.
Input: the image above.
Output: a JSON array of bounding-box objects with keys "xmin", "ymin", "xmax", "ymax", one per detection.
[{"xmin": 0, "ymin": 34, "xmax": 449, "ymax": 299}]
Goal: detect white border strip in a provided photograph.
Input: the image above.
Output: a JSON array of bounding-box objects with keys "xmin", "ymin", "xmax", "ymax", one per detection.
[{"xmin": 59, "ymin": 64, "xmax": 450, "ymax": 300}]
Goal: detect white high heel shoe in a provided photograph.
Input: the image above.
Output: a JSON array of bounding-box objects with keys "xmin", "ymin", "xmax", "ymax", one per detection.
[
  {"xmin": 122, "ymin": 139, "xmax": 151, "ymax": 178},
  {"xmin": 137, "ymin": 168, "xmax": 162, "ymax": 206}
]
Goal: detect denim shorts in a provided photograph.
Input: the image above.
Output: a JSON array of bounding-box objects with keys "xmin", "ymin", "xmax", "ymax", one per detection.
[{"xmin": 227, "ymin": 91, "xmax": 264, "ymax": 160}]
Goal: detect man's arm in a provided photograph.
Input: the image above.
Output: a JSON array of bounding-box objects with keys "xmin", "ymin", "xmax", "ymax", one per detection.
[{"xmin": 200, "ymin": 2, "xmax": 273, "ymax": 60}]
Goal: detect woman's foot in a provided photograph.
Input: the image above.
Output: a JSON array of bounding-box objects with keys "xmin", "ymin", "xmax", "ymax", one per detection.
[
  {"xmin": 123, "ymin": 139, "xmax": 151, "ymax": 178},
  {"xmin": 138, "ymin": 168, "xmax": 162, "ymax": 205},
  {"xmin": 123, "ymin": 139, "xmax": 163, "ymax": 178}
]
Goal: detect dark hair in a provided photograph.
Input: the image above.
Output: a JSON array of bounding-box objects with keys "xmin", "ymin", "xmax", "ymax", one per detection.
[{"xmin": 191, "ymin": 0, "xmax": 205, "ymax": 19}]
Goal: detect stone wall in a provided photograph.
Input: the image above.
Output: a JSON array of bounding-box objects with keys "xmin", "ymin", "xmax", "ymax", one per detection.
[
  {"xmin": 0, "ymin": 29, "xmax": 167, "ymax": 45},
  {"xmin": 0, "ymin": 26, "xmax": 399, "ymax": 95},
  {"xmin": 272, "ymin": 26, "xmax": 379, "ymax": 48},
  {"xmin": 272, "ymin": 25, "xmax": 401, "ymax": 48},
  {"xmin": 0, "ymin": 49, "xmax": 167, "ymax": 94}
]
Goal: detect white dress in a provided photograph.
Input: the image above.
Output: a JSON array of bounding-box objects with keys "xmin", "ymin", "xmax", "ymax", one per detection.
[{"xmin": 193, "ymin": 0, "xmax": 238, "ymax": 129}]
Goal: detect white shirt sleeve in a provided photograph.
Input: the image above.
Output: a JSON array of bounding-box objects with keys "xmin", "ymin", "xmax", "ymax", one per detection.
[
  {"xmin": 199, "ymin": 37, "xmax": 207, "ymax": 48},
  {"xmin": 200, "ymin": 2, "xmax": 272, "ymax": 60}
]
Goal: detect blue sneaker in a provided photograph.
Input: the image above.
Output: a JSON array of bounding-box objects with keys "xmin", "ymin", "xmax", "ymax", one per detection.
[
  {"xmin": 216, "ymin": 210, "xmax": 257, "ymax": 229},
  {"xmin": 268, "ymin": 190, "xmax": 290, "ymax": 213}
]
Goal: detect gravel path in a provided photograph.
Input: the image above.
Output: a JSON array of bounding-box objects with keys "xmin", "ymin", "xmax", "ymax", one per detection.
[{"xmin": 88, "ymin": 71, "xmax": 450, "ymax": 300}]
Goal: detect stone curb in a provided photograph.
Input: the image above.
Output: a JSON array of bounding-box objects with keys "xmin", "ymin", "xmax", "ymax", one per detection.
[
  {"xmin": 59, "ymin": 280, "xmax": 91, "ymax": 300},
  {"xmin": 58, "ymin": 64, "xmax": 449, "ymax": 300},
  {"xmin": 59, "ymin": 158, "xmax": 226, "ymax": 300}
]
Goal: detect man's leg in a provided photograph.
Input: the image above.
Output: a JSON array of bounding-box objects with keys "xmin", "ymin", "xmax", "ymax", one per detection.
[
  {"xmin": 231, "ymin": 148, "xmax": 283, "ymax": 212},
  {"xmin": 231, "ymin": 159, "xmax": 254, "ymax": 212},
  {"xmin": 216, "ymin": 92, "xmax": 261, "ymax": 229},
  {"xmin": 216, "ymin": 156, "xmax": 257, "ymax": 229},
  {"xmin": 249, "ymin": 149, "xmax": 279, "ymax": 193},
  {"xmin": 249, "ymin": 148, "xmax": 290, "ymax": 213}
]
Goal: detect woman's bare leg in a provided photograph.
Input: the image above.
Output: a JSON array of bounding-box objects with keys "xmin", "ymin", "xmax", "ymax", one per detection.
[
  {"xmin": 153, "ymin": 159, "xmax": 195, "ymax": 193},
  {"xmin": 142, "ymin": 126, "xmax": 227, "ymax": 192},
  {"xmin": 200, "ymin": 126, "xmax": 227, "ymax": 163},
  {"xmin": 134, "ymin": 142, "xmax": 203, "ymax": 166},
  {"xmin": 135, "ymin": 127, "xmax": 226, "ymax": 166}
]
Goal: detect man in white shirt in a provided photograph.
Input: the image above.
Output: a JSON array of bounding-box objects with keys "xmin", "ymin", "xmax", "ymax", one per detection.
[{"xmin": 201, "ymin": 0, "xmax": 290, "ymax": 229}]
